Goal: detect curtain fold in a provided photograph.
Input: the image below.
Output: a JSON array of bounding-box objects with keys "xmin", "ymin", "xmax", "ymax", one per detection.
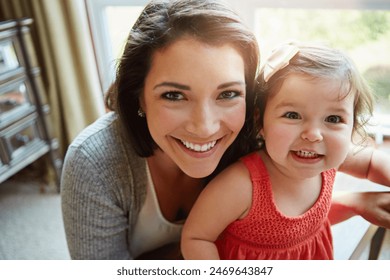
[{"xmin": 0, "ymin": 0, "xmax": 105, "ymax": 156}]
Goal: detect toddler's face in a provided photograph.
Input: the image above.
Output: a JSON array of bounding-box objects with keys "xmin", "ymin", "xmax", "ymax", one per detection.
[{"xmin": 260, "ymin": 73, "xmax": 354, "ymax": 179}]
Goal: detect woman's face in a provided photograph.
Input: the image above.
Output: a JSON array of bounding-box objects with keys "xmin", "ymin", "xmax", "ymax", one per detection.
[{"xmin": 142, "ymin": 38, "xmax": 246, "ymax": 178}]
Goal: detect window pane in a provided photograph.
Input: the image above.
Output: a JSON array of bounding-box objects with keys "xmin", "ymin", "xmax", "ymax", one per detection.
[{"xmin": 106, "ymin": 6, "xmax": 144, "ymax": 60}]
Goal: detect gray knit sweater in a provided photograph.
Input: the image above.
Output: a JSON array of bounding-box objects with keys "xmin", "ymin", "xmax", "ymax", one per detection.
[{"xmin": 61, "ymin": 112, "xmax": 147, "ymax": 259}]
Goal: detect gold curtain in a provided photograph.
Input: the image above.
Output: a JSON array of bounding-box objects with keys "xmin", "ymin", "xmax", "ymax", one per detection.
[{"xmin": 0, "ymin": 0, "xmax": 105, "ymax": 156}]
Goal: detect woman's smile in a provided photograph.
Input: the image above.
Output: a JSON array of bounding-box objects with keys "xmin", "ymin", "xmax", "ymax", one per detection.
[{"xmin": 179, "ymin": 139, "xmax": 218, "ymax": 152}]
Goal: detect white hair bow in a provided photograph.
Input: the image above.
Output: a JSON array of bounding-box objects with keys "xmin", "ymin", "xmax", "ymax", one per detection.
[{"xmin": 263, "ymin": 43, "xmax": 299, "ymax": 82}]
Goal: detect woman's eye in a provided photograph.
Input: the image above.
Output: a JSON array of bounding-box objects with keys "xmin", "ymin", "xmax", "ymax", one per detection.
[
  {"xmin": 218, "ymin": 90, "xmax": 241, "ymax": 100},
  {"xmin": 326, "ymin": 115, "xmax": 342, "ymax": 123},
  {"xmin": 162, "ymin": 91, "xmax": 184, "ymax": 101},
  {"xmin": 283, "ymin": 112, "xmax": 300, "ymax": 119}
]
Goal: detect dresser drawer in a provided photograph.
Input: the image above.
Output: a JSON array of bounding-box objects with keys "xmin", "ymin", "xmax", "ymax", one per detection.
[
  {"xmin": 0, "ymin": 21, "xmax": 39, "ymax": 81},
  {"xmin": 0, "ymin": 36, "xmax": 21, "ymax": 78},
  {"xmin": 0, "ymin": 76, "xmax": 36, "ymax": 126},
  {"xmin": 0, "ymin": 114, "xmax": 48, "ymax": 165}
]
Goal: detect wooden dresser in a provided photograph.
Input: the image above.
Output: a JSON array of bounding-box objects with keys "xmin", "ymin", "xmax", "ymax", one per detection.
[{"xmin": 0, "ymin": 18, "xmax": 62, "ymax": 191}]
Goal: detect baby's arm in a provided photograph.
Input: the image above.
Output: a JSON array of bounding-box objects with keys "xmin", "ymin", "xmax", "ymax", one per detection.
[
  {"xmin": 329, "ymin": 191, "xmax": 390, "ymax": 227},
  {"xmin": 332, "ymin": 145, "xmax": 390, "ymax": 228},
  {"xmin": 181, "ymin": 161, "xmax": 252, "ymax": 260},
  {"xmin": 338, "ymin": 145, "xmax": 390, "ymax": 185}
]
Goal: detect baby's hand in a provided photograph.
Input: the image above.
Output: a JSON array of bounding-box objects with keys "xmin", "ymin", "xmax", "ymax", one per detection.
[{"xmin": 354, "ymin": 192, "xmax": 390, "ymax": 229}]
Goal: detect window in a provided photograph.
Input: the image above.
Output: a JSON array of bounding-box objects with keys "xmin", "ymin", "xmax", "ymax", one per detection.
[
  {"xmin": 86, "ymin": 0, "xmax": 147, "ymax": 92},
  {"xmin": 87, "ymin": 0, "xmax": 390, "ymax": 140}
]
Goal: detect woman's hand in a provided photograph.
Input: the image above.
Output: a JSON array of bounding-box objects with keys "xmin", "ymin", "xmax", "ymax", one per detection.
[{"xmin": 330, "ymin": 191, "xmax": 390, "ymax": 228}]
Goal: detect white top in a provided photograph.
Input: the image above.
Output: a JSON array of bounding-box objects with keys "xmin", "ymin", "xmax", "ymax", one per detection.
[{"xmin": 129, "ymin": 164, "xmax": 183, "ymax": 258}]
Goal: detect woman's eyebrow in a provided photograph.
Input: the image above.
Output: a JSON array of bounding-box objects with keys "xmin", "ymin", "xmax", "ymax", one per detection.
[
  {"xmin": 153, "ymin": 80, "xmax": 245, "ymax": 90},
  {"xmin": 153, "ymin": 82, "xmax": 190, "ymax": 90},
  {"xmin": 217, "ymin": 81, "xmax": 246, "ymax": 89}
]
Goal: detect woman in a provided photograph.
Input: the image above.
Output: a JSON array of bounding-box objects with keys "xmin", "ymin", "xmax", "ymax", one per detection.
[
  {"xmin": 62, "ymin": 0, "xmax": 259, "ymax": 259},
  {"xmin": 61, "ymin": 0, "xmax": 390, "ymax": 259}
]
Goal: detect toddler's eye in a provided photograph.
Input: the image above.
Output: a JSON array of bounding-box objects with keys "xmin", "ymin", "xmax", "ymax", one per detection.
[
  {"xmin": 283, "ymin": 112, "xmax": 300, "ymax": 119},
  {"xmin": 218, "ymin": 91, "xmax": 241, "ymax": 100},
  {"xmin": 162, "ymin": 91, "xmax": 184, "ymax": 101},
  {"xmin": 326, "ymin": 115, "xmax": 342, "ymax": 123}
]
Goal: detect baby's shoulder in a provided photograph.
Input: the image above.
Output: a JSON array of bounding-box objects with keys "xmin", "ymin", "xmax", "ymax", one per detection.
[{"xmin": 211, "ymin": 160, "xmax": 252, "ymax": 191}]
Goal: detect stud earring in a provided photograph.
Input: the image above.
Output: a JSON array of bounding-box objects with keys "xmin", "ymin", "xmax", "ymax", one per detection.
[{"xmin": 137, "ymin": 108, "xmax": 145, "ymax": 117}]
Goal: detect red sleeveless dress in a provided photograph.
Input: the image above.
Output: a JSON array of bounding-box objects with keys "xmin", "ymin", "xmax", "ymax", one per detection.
[{"xmin": 215, "ymin": 152, "xmax": 335, "ymax": 260}]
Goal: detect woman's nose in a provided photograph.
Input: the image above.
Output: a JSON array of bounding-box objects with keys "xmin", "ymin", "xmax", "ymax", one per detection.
[
  {"xmin": 186, "ymin": 103, "xmax": 220, "ymax": 137},
  {"xmin": 301, "ymin": 124, "xmax": 323, "ymax": 142}
]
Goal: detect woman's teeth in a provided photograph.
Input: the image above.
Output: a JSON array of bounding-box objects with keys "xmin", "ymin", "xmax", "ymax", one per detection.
[
  {"xmin": 180, "ymin": 140, "xmax": 217, "ymax": 152},
  {"xmin": 295, "ymin": 150, "xmax": 319, "ymax": 158}
]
